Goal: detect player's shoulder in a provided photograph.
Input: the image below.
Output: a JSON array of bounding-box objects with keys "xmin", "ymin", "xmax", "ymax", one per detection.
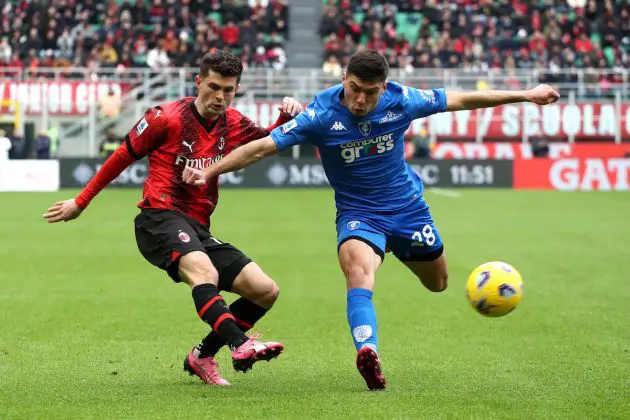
[
  {"xmin": 142, "ymin": 97, "xmax": 192, "ymax": 123},
  {"xmin": 224, "ymin": 107, "xmax": 248, "ymax": 122},
  {"xmin": 308, "ymin": 84, "xmax": 343, "ymax": 122},
  {"xmin": 384, "ymin": 81, "xmax": 411, "ymax": 103}
]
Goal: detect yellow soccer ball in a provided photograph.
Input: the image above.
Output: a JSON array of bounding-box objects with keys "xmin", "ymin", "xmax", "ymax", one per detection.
[{"xmin": 466, "ymin": 262, "xmax": 524, "ymax": 317}]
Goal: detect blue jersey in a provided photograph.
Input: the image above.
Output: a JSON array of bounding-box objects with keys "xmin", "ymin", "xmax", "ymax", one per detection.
[{"xmin": 270, "ymin": 82, "xmax": 447, "ymax": 214}]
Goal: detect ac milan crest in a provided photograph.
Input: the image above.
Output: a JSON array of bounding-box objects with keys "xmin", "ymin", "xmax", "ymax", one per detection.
[
  {"xmin": 217, "ymin": 136, "xmax": 225, "ymax": 151},
  {"xmin": 178, "ymin": 231, "xmax": 191, "ymax": 243}
]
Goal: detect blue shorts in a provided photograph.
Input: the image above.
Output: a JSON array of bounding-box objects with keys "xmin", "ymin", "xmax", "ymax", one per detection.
[{"xmin": 336, "ymin": 199, "xmax": 444, "ymax": 262}]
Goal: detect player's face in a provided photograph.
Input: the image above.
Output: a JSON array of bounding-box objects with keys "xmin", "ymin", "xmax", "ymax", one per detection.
[
  {"xmin": 342, "ymin": 73, "xmax": 386, "ymax": 117},
  {"xmin": 195, "ymin": 71, "xmax": 239, "ymax": 119}
]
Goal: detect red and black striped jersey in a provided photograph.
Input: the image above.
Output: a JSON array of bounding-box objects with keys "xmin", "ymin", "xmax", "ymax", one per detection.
[{"xmin": 76, "ymin": 97, "xmax": 289, "ymax": 226}]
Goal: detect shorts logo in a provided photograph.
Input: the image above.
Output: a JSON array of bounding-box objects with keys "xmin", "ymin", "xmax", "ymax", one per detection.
[
  {"xmin": 347, "ymin": 220, "xmax": 361, "ymax": 230},
  {"xmin": 358, "ymin": 121, "xmax": 371, "ymax": 137},
  {"xmin": 178, "ymin": 231, "xmax": 191, "ymax": 243},
  {"xmin": 353, "ymin": 325, "xmax": 372, "ymax": 343},
  {"xmin": 136, "ymin": 117, "xmax": 148, "ymax": 136}
]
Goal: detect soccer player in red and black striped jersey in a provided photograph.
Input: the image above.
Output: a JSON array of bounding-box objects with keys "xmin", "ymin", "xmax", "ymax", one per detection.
[{"xmin": 43, "ymin": 51, "xmax": 303, "ymax": 385}]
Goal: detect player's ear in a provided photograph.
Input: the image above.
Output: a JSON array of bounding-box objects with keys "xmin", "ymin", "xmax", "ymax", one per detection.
[
  {"xmin": 194, "ymin": 75, "xmax": 201, "ymax": 88},
  {"xmin": 342, "ymin": 71, "xmax": 347, "ymax": 82},
  {"xmin": 235, "ymin": 83, "xmax": 240, "ymax": 94}
]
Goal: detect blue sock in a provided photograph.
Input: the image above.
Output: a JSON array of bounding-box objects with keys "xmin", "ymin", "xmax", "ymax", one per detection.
[{"xmin": 347, "ymin": 288, "xmax": 378, "ymax": 352}]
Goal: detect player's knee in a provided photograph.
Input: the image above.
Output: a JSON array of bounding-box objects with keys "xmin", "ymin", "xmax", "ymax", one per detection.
[
  {"xmin": 258, "ymin": 281, "xmax": 280, "ymax": 308},
  {"xmin": 343, "ymin": 263, "xmax": 373, "ymax": 289},
  {"xmin": 178, "ymin": 252, "xmax": 219, "ymax": 286}
]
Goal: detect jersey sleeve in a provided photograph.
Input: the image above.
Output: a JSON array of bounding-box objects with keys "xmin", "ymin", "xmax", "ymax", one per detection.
[
  {"xmin": 402, "ymin": 86, "xmax": 448, "ymax": 120},
  {"xmin": 125, "ymin": 107, "xmax": 169, "ymax": 159},
  {"xmin": 270, "ymin": 103, "xmax": 321, "ymax": 150},
  {"xmin": 236, "ymin": 112, "xmax": 292, "ymax": 145}
]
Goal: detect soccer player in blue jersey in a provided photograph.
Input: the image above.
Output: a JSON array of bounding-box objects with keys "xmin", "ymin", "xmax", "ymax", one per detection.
[{"xmin": 182, "ymin": 49, "xmax": 560, "ymax": 390}]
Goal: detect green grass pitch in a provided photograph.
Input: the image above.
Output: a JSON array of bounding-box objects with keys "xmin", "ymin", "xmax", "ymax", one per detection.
[{"xmin": 1, "ymin": 188, "xmax": 629, "ymax": 419}]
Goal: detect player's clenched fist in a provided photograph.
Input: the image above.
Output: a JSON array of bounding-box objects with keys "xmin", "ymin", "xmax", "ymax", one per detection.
[
  {"xmin": 182, "ymin": 165, "xmax": 208, "ymax": 186},
  {"xmin": 527, "ymin": 84, "xmax": 560, "ymax": 105},
  {"xmin": 43, "ymin": 199, "xmax": 83, "ymax": 223},
  {"xmin": 278, "ymin": 96, "xmax": 303, "ymax": 117}
]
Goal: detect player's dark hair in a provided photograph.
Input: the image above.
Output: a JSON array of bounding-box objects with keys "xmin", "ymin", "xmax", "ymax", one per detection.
[
  {"xmin": 346, "ymin": 49, "xmax": 389, "ymax": 83},
  {"xmin": 199, "ymin": 51, "xmax": 243, "ymax": 83}
]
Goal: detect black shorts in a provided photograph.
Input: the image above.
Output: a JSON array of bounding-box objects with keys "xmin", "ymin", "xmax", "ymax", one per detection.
[{"xmin": 134, "ymin": 208, "xmax": 252, "ymax": 291}]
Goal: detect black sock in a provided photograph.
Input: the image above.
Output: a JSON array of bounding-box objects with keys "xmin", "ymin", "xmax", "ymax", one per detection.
[
  {"xmin": 196, "ymin": 298, "xmax": 269, "ymax": 358},
  {"xmin": 192, "ymin": 284, "xmax": 248, "ymax": 351}
]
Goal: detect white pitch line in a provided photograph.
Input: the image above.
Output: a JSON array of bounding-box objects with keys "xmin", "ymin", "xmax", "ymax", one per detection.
[{"xmin": 427, "ymin": 187, "xmax": 463, "ymax": 198}]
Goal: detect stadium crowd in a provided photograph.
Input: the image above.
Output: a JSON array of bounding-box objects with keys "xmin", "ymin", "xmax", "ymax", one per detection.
[
  {"xmin": 320, "ymin": 0, "xmax": 630, "ymax": 97},
  {"xmin": 0, "ymin": 0, "xmax": 289, "ymax": 75}
]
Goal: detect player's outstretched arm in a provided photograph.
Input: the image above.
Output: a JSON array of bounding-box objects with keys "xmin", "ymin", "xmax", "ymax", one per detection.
[
  {"xmin": 43, "ymin": 199, "xmax": 83, "ymax": 223},
  {"xmin": 43, "ymin": 146, "xmax": 136, "ymax": 223},
  {"xmin": 182, "ymin": 135, "xmax": 278, "ymax": 186},
  {"xmin": 445, "ymin": 84, "xmax": 560, "ymax": 112}
]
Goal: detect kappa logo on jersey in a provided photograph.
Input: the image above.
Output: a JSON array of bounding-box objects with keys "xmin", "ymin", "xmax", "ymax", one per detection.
[
  {"xmin": 340, "ymin": 133, "xmax": 394, "ymax": 163},
  {"xmin": 378, "ymin": 111, "xmax": 403, "ymax": 124},
  {"xmin": 358, "ymin": 121, "xmax": 371, "ymax": 137},
  {"xmin": 182, "ymin": 140, "xmax": 195, "ymax": 153},
  {"xmin": 136, "ymin": 117, "xmax": 149, "ymax": 136},
  {"xmin": 217, "ymin": 136, "xmax": 225, "ymax": 151},
  {"xmin": 330, "ymin": 121, "xmax": 347, "ymax": 131},
  {"xmin": 281, "ymin": 119, "xmax": 298, "ymax": 134}
]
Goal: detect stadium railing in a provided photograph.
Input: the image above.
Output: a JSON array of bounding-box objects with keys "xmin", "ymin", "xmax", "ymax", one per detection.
[{"xmin": 1, "ymin": 67, "xmax": 629, "ymax": 157}]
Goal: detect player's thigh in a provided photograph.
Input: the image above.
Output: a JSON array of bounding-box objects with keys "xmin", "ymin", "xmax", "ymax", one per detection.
[
  {"xmin": 337, "ymin": 217, "xmax": 386, "ymax": 290},
  {"xmin": 230, "ymin": 262, "xmax": 279, "ymax": 309},
  {"xmin": 134, "ymin": 209, "xmax": 218, "ymax": 286},
  {"xmin": 388, "ymin": 211, "xmax": 447, "ymax": 292},
  {"xmin": 401, "ymin": 252, "xmax": 448, "ymax": 292},
  {"xmin": 202, "ymin": 236, "xmax": 262, "ymax": 293}
]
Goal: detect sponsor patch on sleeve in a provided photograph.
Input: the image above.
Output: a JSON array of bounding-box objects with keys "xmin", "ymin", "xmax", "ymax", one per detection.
[
  {"xmin": 136, "ymin": 117, "xmax": 149, "ymax": 136},
  {"xmin": 281, "ymin": 119, "xmax": 298, "ymax": 134}
]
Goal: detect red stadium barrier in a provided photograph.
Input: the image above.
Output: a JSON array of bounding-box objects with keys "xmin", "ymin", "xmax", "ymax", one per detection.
[
  {"xmin": 0, "ymin": 81, "xmax": 130, "ymax": 116},
  {"xmin": 234, "ymin": 101, "xmax": 630, "ymax": 141},
  {"xmin": 433, "ymin": 142, "xmax": 630, "ymax": 160},
  {"xmin": 513, "ymin": 158, "xmax": 630, "ymax": 191}
]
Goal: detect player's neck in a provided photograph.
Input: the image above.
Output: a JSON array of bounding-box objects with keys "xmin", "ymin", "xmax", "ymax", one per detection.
[{"xmin": 193, "ymin": 98, "xmax": 221, "ymax": 122}]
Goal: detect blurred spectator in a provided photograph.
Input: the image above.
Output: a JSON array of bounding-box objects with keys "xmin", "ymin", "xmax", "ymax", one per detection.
[
  {"xmin": 323, "ymin": 55, "xmax": 342, "ymax": 77},
  {"xmin": 531, "ymin": 138, "xmax": 550, "ymax": 158},
  {"xmin": 100, "ymin": 129, "xmax": 121, "ymax": 158},
  {"xmin": 9, "ymin": 130, "xmax": 24, "ymax": 160},
  {"xmin": 35, "ymin": 131, "xmax": 51, "ymax": 160},
  {"xmin": 0, "ymin": 0, "xmax": 288, "ymax": 73},
  {"xmin": 0, "ymin": 129, "xmax": 11, "ymax": 161},
  {"xmin": 320, "ymin": 0, "xmax": 630, "ymax": 97},
  {"xmin": 411, "ymin": 129, "xmax": 432, "ymax": 159},
  {"xmin": 100, "ymin": 88, "xmax": 122, "ymax": 122}
]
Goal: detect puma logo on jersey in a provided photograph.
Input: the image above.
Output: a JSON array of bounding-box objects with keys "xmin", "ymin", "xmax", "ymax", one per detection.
[
  {"xmin": 182, "ymin": 141, "xmax": 195, "ymax": 153},
  {"xmin": 155, "ymin": 110, "xmax": 162, "ymax": 118}
]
